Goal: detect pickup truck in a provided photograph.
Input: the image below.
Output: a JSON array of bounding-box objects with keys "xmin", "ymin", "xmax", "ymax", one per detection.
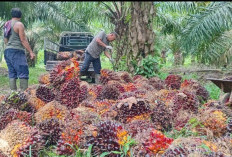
[{"xmin": 44, "ymin": 31, "xmax": 95, "ymax": 82}]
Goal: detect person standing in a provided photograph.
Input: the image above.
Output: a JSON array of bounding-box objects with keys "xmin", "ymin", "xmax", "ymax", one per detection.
[
  {"xmin": 80, "ymin": 30, "xmax": 117, "ymax": 83},
  {"xmin": 3, "ymin": 8, "xmax": 35, "ymax": 91}
]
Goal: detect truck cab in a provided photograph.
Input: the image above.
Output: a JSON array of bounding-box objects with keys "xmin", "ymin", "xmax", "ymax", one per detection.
[{"xmin": 44, "ymin": 32, "xmax": 95, "ymax": 82}]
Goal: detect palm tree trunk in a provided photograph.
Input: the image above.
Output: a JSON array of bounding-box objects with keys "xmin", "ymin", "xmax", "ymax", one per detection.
[{"xmin": 128, "ymin": 2, "xmax": 155, "ymax": 73}]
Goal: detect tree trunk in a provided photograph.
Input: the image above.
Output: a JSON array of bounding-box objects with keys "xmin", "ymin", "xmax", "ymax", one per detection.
[
  {"xmin": 174, "ymin": 51, "xmax": 183, "ymax": 66},
  {"xmin": 128, "ymin": 2, "xmax": 155, "ymax": 73}
]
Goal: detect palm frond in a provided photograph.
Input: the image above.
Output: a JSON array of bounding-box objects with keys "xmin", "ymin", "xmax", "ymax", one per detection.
[{"xmin": 181, "ymin": 2, "xmax": 232, "ymax": 53}]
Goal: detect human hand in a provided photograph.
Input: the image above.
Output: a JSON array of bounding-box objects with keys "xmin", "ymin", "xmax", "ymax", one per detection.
[
  {"xmin": 105, "ymin": 45, "xmax": 113, "ymax": 50},
  {"xmin": 30, "ymin": 52, "xmax": 35, "ymax": 60},
  {"xmin": 109, "ymin": 58, "xmax": 115, "ymax": 63}
]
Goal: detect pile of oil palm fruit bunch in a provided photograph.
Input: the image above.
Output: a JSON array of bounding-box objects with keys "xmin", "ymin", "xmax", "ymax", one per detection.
[{"xmin": 0, "ymin": 58, "xmax": 231, "ymax": 157}]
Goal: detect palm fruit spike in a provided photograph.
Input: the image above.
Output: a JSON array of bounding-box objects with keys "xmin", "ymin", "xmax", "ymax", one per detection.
[
  {"xmin": 0, "ymin": 120, "xmax": 43, "ymax": 157},
  {"xmin": 0, "ymin": 108, "xmax": 32, "ymax": 130},
  {"xmin": 150, "ymin": 102, "xmax": 172, "ymax": 132},
  {"xmin": 37, "ymin": 118, "xmax": 62, "ymax": 146},
  {"xmin": 85, "ymin": 120, "xmax": 128, "ymax": 157},
  {"xmin": 56, "ymin": 120, "xmax": 83, "ymax": 155},
  {"xmin": 38, "ymin": 73, "xmax": 50, "ymax": 85},
  {"xmin": 98, "ymin": 84, "xmax": 120, "ymax": 100},
  {"xmin": 57, "ymin": 77, "xmax": 81, "ymax": 109},
  {"xmin": 36, "ymin": 85, "xmax": 55, "ymax": 103},
  {"xmin": 115, "ymin": 98, "xmax": 151, "ymax": 123},
  {"xmin": 165, "ymin": 74, "xmax": 182, "ymax": 90},
  {"xmin": 34, "ymin": 100, "xmax": 69, "ymax": 124}
]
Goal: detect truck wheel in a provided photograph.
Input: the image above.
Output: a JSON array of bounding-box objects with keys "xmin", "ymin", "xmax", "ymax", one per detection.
[{"xmin": 220, "ymin": 93, "xmax": 230, "ymax": 105}]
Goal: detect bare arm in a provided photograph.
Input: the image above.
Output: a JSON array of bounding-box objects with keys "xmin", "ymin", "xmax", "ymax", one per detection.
[
  {"xmin": 18, "ymin": 23, "xmax": 35, "ymax": 59},
  {"xmin": 96, "ymin": 38, "xmax": 107, "ymax": 48},
  {"xmin": 104, "ymin": 51, "xmax": 111, "ymax": 59},
  {"xmin": 4, "ymin": 38, "xmax": 8, "ymax": 45}
]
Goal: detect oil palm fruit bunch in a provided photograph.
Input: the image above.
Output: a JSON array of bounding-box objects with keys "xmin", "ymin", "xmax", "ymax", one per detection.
[
  {"xmin": 0, "ymin": 108, "xmax": 32, "ymax": 130},
  {"xmin": 161, "ymin": 137, "xmax": 200, "ymax": 156},
  {"xmin": 37, "ymin": 118, "xmax": 62, "ymax": 146},
  {"xmin": 56, "ymin": 77, "xmax": 81, "ymax": 109},
  {"xmin": 100, "ymin": 69, "xmax": 121, "ymax": 85},
  {"xmin": 125, "ymin": 119, "xmax": 155, "ymax": 137},
  {"xmin": 34, "ymin": 100, "xmax": 69, "ymax": 124},
  {"xmin": 143, "ymin": 129, "xmax": 174, "ymax": 155},
  {"xmin": 133, "ymin": 75, "xmax": 144, "ymax": 81},
  {"xmin": 133, "ymin": 128, "xmax": 173, "ymax": 156},
  {"xmin": 56, "ymin": 120, "xmax": 83, "ymax": 155},
  {"xmin": 2, "ymin": 91, "xmax": 28, "ymax": 110},
  {"xmin": 181, "ymin": 79, "xmax": 209, "ymax": 103},
  {"xmin": 200, "ymin": 109, "xmax": 228, "ymax": 137},
  {"xmin": 85, "ymin": 120, "xmax": 128, "ymax": 157},
  {"xmin": 150, "ymin": 102, "xmax": 172, "ymax": 132},
  {"xmin": 27, "ymin": 96, "xmax": 46, "ymax": 112},
  {"xmin": 161, "ymin": 146, "xmax": 189, "ymax": 157},
  {"xmin": 170, "ymin": 91, "xmax": 199, "ymax": 118},
  {"xmin": 165, "ymin": 74, "xmax": 182, "ymax": 90},
  {"xmin": 88, "ymin": 84, "xmax": 103, "ymax": 100},
  {"xmin": 118, "ymin": 91, "xmax": 137, "ymax": 100},
  {"xmin": 155, "ymin": 89, "xmax": 179, "ymax": 106},
  {"xmin": 71, "ymin": 107, "xmax": 100, "ymax": 125},
  {"xmin": 38, "ymin": 73, "xmax": 50, "ymax": 85},
  {"xmin": 98, "ymin": 84, "xmax": 120, "ymax": 100},
  {"xmin": 49, "ymin": 60, "xmax": 71, "ymax": 88},
  {"xmin": 0, "ymin": 120, "xmax": 43, "ymax": 157},
  {"xmin": 79, "ymin": 84, "xmax": 88, "ymax": 102},
  {"xmin": 119, "ymin": 71, "xmax": 133, "ymax": 83},
  {"xmin": 172, "ymin": 109, "xmax": 192, "ymax": 131},
  {"xmin": 115, "ymin": 98, "xmax": 151, "ymax": 123},
  {"xmin": 36, "ymin": 85, "xmax": 55, "ymax": 103},
  {"xmin": 149, "ymin": 77, "xmax": 165, "ymax": 90},
  {"xmin": 122, "ymin": 83, "xmax": 137, "ymax": 92},
  {"xmin": 107, "ymin": 80, "xmax": 125, "ymax": 93}
]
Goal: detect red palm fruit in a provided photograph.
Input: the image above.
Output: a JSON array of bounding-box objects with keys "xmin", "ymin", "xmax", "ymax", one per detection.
[
  {"xmin": 98, "ymin": 84, "xmax": 120, "ymax": 100},
  {"xmin": 38, "ymin": 73, "xmax": 50, "ymax": 85},
  {"xmin": 0, "ymin": 108, "xmax": 32, "ymax": 130},
  {"xmin": 34, "ymin": 100, "xmax": 69, "ymax": 124},
  {"xmin": 36, "ymin": 85, "xmax": 55, "ymax": 103},
  {"xmin": 56, "ymin": 77, "xmax": 81, "ymax": 109},
  {"xmin": 165, "ymin": 74, "xmax": 182, "ymax": 90},
  {"xmin": 149, "ymin": 77, "xmax": 165, "ymax": 90}
]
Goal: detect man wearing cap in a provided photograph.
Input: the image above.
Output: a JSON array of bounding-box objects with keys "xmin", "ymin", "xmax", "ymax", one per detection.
[{"xmin": 80, "ymin": 30, "xmax": 118, "ymax": 84}]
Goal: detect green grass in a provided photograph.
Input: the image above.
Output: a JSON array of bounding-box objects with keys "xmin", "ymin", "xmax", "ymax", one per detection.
[
  {"xmin": 0, "ymin": 63, "xmax": 47, "ymax": 89},
  {"xmin": 204, "ymin": 82, "xmax": 221, "ymax": 100}
]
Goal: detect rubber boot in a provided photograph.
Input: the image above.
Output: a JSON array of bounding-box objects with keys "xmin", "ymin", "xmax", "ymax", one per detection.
[
  {"xmin": 9, "ymin": 78, "xmax": 17, "ymax": 91},
  {"xmin": 19, "ymin": 79, "xmax": 28, "ymax": 92},
  {"xmin": 95, "ymin": 74, "xmax": 101, "ymax": 84}
]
